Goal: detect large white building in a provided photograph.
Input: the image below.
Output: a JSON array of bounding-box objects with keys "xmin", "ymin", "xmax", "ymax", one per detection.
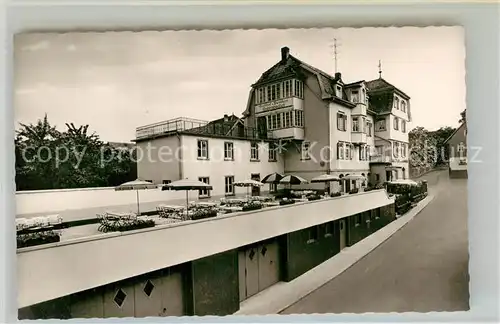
[{"xmin": 136, "ymin": 47, "xmax": 410, "ymax": 196}]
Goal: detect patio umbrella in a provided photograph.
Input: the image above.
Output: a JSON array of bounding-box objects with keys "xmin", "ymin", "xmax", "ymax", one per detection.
[
  {"xmin": 115, "ymin": 179, "xmax": 157, "ymax": 215},
  {"xmin": 234, "ymin": 179, "xmax": 264, "ymax": 197},
  {"xmin": 261, "ymin": 172, "xmax": 284, "ymax": 184},
  {"xmin": 279, "ymin": 175, "xmax": 309, "ymax": 190},
  {"xmin": 310, "ymin": 174, "xmax": 341, "ymax": 183},
  {"xmin": 162, "ymin": 179, "xmax": 213, "ymax": 217}
]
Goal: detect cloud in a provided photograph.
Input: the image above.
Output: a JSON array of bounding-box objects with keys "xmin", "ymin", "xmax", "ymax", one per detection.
[
  {"xmin": 22, "ymin": 40, "xmax": 50, "ymax": 52},
  {"xmin": 66, "ymin": 44, "xmax": 77, "ymax": 51}
]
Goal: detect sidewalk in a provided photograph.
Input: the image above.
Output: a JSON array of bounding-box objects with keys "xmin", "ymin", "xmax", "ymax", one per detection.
[{"xmin": 234, "ymin": 194, "xmax": 435, "ymax": 316}]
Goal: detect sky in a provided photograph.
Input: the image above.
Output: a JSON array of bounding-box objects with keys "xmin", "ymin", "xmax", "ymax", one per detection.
[{"xmin": 14, "ymin": 27, "xmax": 466, "ymax": 143}]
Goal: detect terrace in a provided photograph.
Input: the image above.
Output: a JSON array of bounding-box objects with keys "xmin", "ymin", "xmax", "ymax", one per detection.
[{"xmin": 17, "ymin": 188, "xmax": 395, "ymax": 308}]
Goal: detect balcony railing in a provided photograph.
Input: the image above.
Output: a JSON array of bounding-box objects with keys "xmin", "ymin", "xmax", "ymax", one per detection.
[
  {"xmin": 136, "ymin": 117, "xmax": 209, "ymax": 140},
  {"xmin": 370, "ymin": 154, "xmax": 392, "ymax": 163}
]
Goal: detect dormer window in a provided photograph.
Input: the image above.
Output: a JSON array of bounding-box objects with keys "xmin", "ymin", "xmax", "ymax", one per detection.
[
  {"xmin": 394, "ymin": 97, "xmax": 399, "ymax": 109},
  {"xmin": 336, "ymin": 85, "xmax": 342, "ymax": 97},
  {"xmin": 351, "ymin": 90, "xmax": 360, "ymax": 103}
]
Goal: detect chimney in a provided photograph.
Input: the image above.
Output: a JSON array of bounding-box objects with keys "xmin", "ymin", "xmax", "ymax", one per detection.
[
  {"xmin": 281, "ymin": 47, "xmax": 290, "ymax": 62},
  {"xmin": 335, "ymin": 72, "xmax": 342, "ymax": 80},
  {"xmin": 223, "ymin": 114, "xmax": 229, "ymax": 122}
]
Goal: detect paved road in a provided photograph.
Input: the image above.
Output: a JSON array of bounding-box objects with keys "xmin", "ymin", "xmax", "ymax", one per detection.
[{"xmin": 281, "ymin": 170, "xmax": 469, "ymax": 314}]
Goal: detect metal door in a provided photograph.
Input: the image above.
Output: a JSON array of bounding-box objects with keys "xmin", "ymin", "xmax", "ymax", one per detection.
[
  {"xmin": 134, "ymin": 277, "xmax": 162, "ymax": 317},
  {"xmin": 339, "ymin": 219, "xmax": 347, "ymax": 250},
  {"xmin": 103, "ymin": 284, "xmax": 135, "ymax": 318},
  {"xmin": 245, "ymin": 247, "xmax": 260, "ymax": 298},
  {"xmin": 238, "ymin": 251, "xmax": 247, "ymax": 302},
  {"xmin": 257, "ymin": 241, "xmax": 280, "ymax": 291},
  {"xmin": 160, "ymin": 271, "xmax": 185, "ymax": 316}
]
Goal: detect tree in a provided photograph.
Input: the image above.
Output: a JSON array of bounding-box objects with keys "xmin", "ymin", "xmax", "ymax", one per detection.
[
  {"xmin": 15, "ymin": 115, "xmax": 137, "ymax": 190},
  {"xmin": 459, "ymin": 109, "xmax": 466, "ymax": 124},
  {"xmin": 429, "ymin": 126, "xmax": 456, "ymax": 166}
]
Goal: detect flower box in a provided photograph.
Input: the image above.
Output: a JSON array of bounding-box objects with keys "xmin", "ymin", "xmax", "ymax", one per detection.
[
  {"xmin": 191, "ymin": 209, "xmax": 218, "ymax": 220},
  {"xmin": 242, "ymin": 202, "xmax": 263, "ymax": 212},
  {"xmin": 17, "ymin": 231, "xmax": 60, "ymax": 249}
]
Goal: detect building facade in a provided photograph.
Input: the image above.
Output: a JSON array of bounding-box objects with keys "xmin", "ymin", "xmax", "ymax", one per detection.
[{"xmin": 444, "ymin": 121, "xmax": 467, "ymax": 178}]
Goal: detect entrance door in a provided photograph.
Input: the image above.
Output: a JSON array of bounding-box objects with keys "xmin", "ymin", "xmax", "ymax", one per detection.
[
  {"xmin": 257, "ymin": 241, "xmax": 280, "ymax": 291},
  {"xmin": 244, "ymin": 247, "xmax": 260, "ymax": 298},
  {"xmin": 344, "ymin": 179, "xmax": 351, "ymax": 193},
  {"xmin": 339, "ymin": 219, "xmax": 347, "ymax": 250},
  {"xmin": 251, "ymin": 174, "xmax": 260, "ymax": 196},
  {"xmin": 159, "ymin": 271, "xmax": 184, "ymax": 316},
  {"xmin": 386, "ymin": 170, "xmax": 392, "ymax": 182}
]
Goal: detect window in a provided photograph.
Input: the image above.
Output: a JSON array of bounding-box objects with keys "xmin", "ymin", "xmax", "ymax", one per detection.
[
  {"xmin": 336, "ymin": 85, "xmax": 342, "ymax": 97},
  {"xmin": 276, "ymin": 83, "xmax": 281, "ymax": 99},
  {"xmin": 301, "ymin": 141, "xmax": 311, "ymax": 160},
  {"xmin": 401, "ymin": 100, "xmax": 406, "ymax": 112},
  {"xmin": 393, "ymin": 142, "xmax": 399, "ymax": 158},
  {"xmin": 376, "ymin": 119, "xmax": 386, "ymax": 131},
  {"xmin": 294, "ymin": 110, "xmax": 304, "ymax": 127},
  {"xmin": 271, "ymin": 84, "xmax": 277, "ymax": 100},
  {"xmin": 197, "ymin": 139, "xmax": 209, "ymax": 159},
  {"xmin": 269, "ymin": 142, "xmax": 277, "ymax": 161},
  {"xmin": 198, "ymin": 177, "xmax": 210, "ymax": 197},
  {"xmin": 267, "ymin": 116, "xmax": 272, "ymax": 130},
  {"xmin": 271, "ymin": 114, "xmax": 277, "ymax": 129},
  {"xmin": 401, "ymin": 120, "xmax": 406, "ymax": 133},
  {"xmin": 394, "ymin": 97, "xmax": 399, "ymax": 109},
  {"xmin": 351, "ymin": 90, "xmax": 359, "ymax": 103},
  {"xmin": 225, "ymin": 176, "xmax": 235, "ymax": 196},
  {"xmin": 402, "ymin": 143, "xmax": 406, "ymax": 158},
  {"xmin": 224, "ymin": 142, "xmax": 234, "ymax": 160},
  {"xmin": 365, "ymin": 145, "xmax": 370, "ymax": 160},
  {"xmin": 337, "ymin": 142, "xmax": 344, "ymax": 159},
  {"xmin": 324, "ymin": 223, "xmax": 333, "ymax": 237},
  {"xmin": 266, "ymin": 86, "xmax": 271, "ymax": 103},
  {"xmin": 362, "ymin": 88, "xmax": 366, "ymax": 104},
  {"xmin": 284, "ymin": 80, "xmax": 291, "ymax": 97},
  {"xmin": 337, "ymin": 113, "xmax": 346, "ymax": 131},
  {"xmin": 250, "ymin": 142, "xmax": 259, "ymax": 161},
  {"xmin": 345, "ymin": 143, "xmax": 350, "ymax": 160},
  {"xmin": 307, "ymin": 226, "xmax": 319, "ymax": 243},
  {"xmin": 359, "ymin": 146, "xmax": 365, "ymax": 161},
  {"xmin": 162, "ymin": 180, "xmax": 171, "ymax": 185},
  {"xmin": 352, "ymin": 117, "xmax": 360, "ymax": 132},
  {"xmin": 277, "ymin": 113, "xmax": 283, "ymax": 128},
  {"xmin": 284, "ymin": 111, "xmax": 292, "ymax": 128},
  {"xmin": 393, "ymin": 117, "xmax": 399, "ymax": 130},
  {"xmin": 366, "ymin": 121, "xmax": 372, "ymax": 136},
  {"xmin": 350, "ymin": 144, "xmax": 354, "ymax": 159},
  {"xmin": 258, "ymin": 88, "xmax": 265, "ymax": 104},
  {"xmin": 294, "ymin": 80, "xmax": 304, "ymax": 98}
]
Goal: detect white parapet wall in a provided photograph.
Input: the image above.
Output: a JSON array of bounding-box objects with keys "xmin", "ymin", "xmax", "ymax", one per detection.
[
  {"xmin": 449, "ymin": 157, "xmax": 468, "ymax": 171},
  {"xmin": 17, "ymin": 189, "xmax": 394, "ymax": 308}
]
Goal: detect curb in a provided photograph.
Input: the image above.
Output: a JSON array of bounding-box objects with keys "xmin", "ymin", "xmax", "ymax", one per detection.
[{"xmin": 235, "ymin": 195, "xmax": 435, "ymax": 315}]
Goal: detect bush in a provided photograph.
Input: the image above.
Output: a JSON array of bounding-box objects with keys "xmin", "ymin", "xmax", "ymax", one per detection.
[
  {"xmin": 242, "ymin": 202, "xmax": 263, "ymax": 211},
  {"xmin": 191, "ymin": 208, "xmax": 218, "ymax": 220},
  {"xmin": 330, "ymin": 192, "xmax": 342, "ymax": 198},
  {"xmin": 307, "ymin": 195, "xmax": 322, "ymax": 201},
  {"xmin": 349, "ymin": 188, "xmax": 359, "ymax": 194},
  {"xmin": 98, "ymin": 218, "xmax": 155, "ymax": 232}
]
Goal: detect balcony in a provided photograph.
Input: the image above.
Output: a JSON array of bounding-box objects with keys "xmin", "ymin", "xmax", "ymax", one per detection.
[
  {"xmin": 270, "ymin": 127, "xmax": 305, "ymax": 141},
  {"xmin": 351, "ymin": 132, "xmax": 367, "ymax": 144},
  {"xmin": 17, "ymin": 190, "xmax": 393, "ymax": 308},
  {"xmin": 370, "ymin": 154, "xmax": 392, "ymax": 164}
]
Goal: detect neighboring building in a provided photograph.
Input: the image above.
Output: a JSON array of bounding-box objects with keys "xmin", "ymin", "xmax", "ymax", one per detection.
[
  {"xmin": 107, "ymin": 142, "xmax": 136, "ymax": 151},
  {"xmin": 444, "ymin": 121, "xmax": 467, "ymax": 178},
  {"xmin": 135, "ymin": 115, "xmax": 283, "ymax": 197}
]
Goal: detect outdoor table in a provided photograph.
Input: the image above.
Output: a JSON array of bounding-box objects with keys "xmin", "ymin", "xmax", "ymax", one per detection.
[{"xmin": 106, "ymin": 211, "xmax": 137, "ymax": 220}]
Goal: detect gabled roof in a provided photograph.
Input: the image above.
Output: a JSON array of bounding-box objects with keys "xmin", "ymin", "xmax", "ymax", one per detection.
[{"xmin": 444, "ymin": 121, "xmax": 466, "ymax": 145}]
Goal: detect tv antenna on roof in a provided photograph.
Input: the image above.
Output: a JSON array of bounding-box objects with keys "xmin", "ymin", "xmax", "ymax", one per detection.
[
  {"xmin": 378, "ymin": 59, "xmax": 382, "ymax": 79},
  {"xmin": 329, "ymin": 38, "xmax": 341, "ymax": 74}
]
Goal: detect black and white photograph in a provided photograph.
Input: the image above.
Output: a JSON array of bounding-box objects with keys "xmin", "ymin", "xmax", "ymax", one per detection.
[{"xmin": 14, "ymin": 26, "xmax": 468, "ymax": 318}]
